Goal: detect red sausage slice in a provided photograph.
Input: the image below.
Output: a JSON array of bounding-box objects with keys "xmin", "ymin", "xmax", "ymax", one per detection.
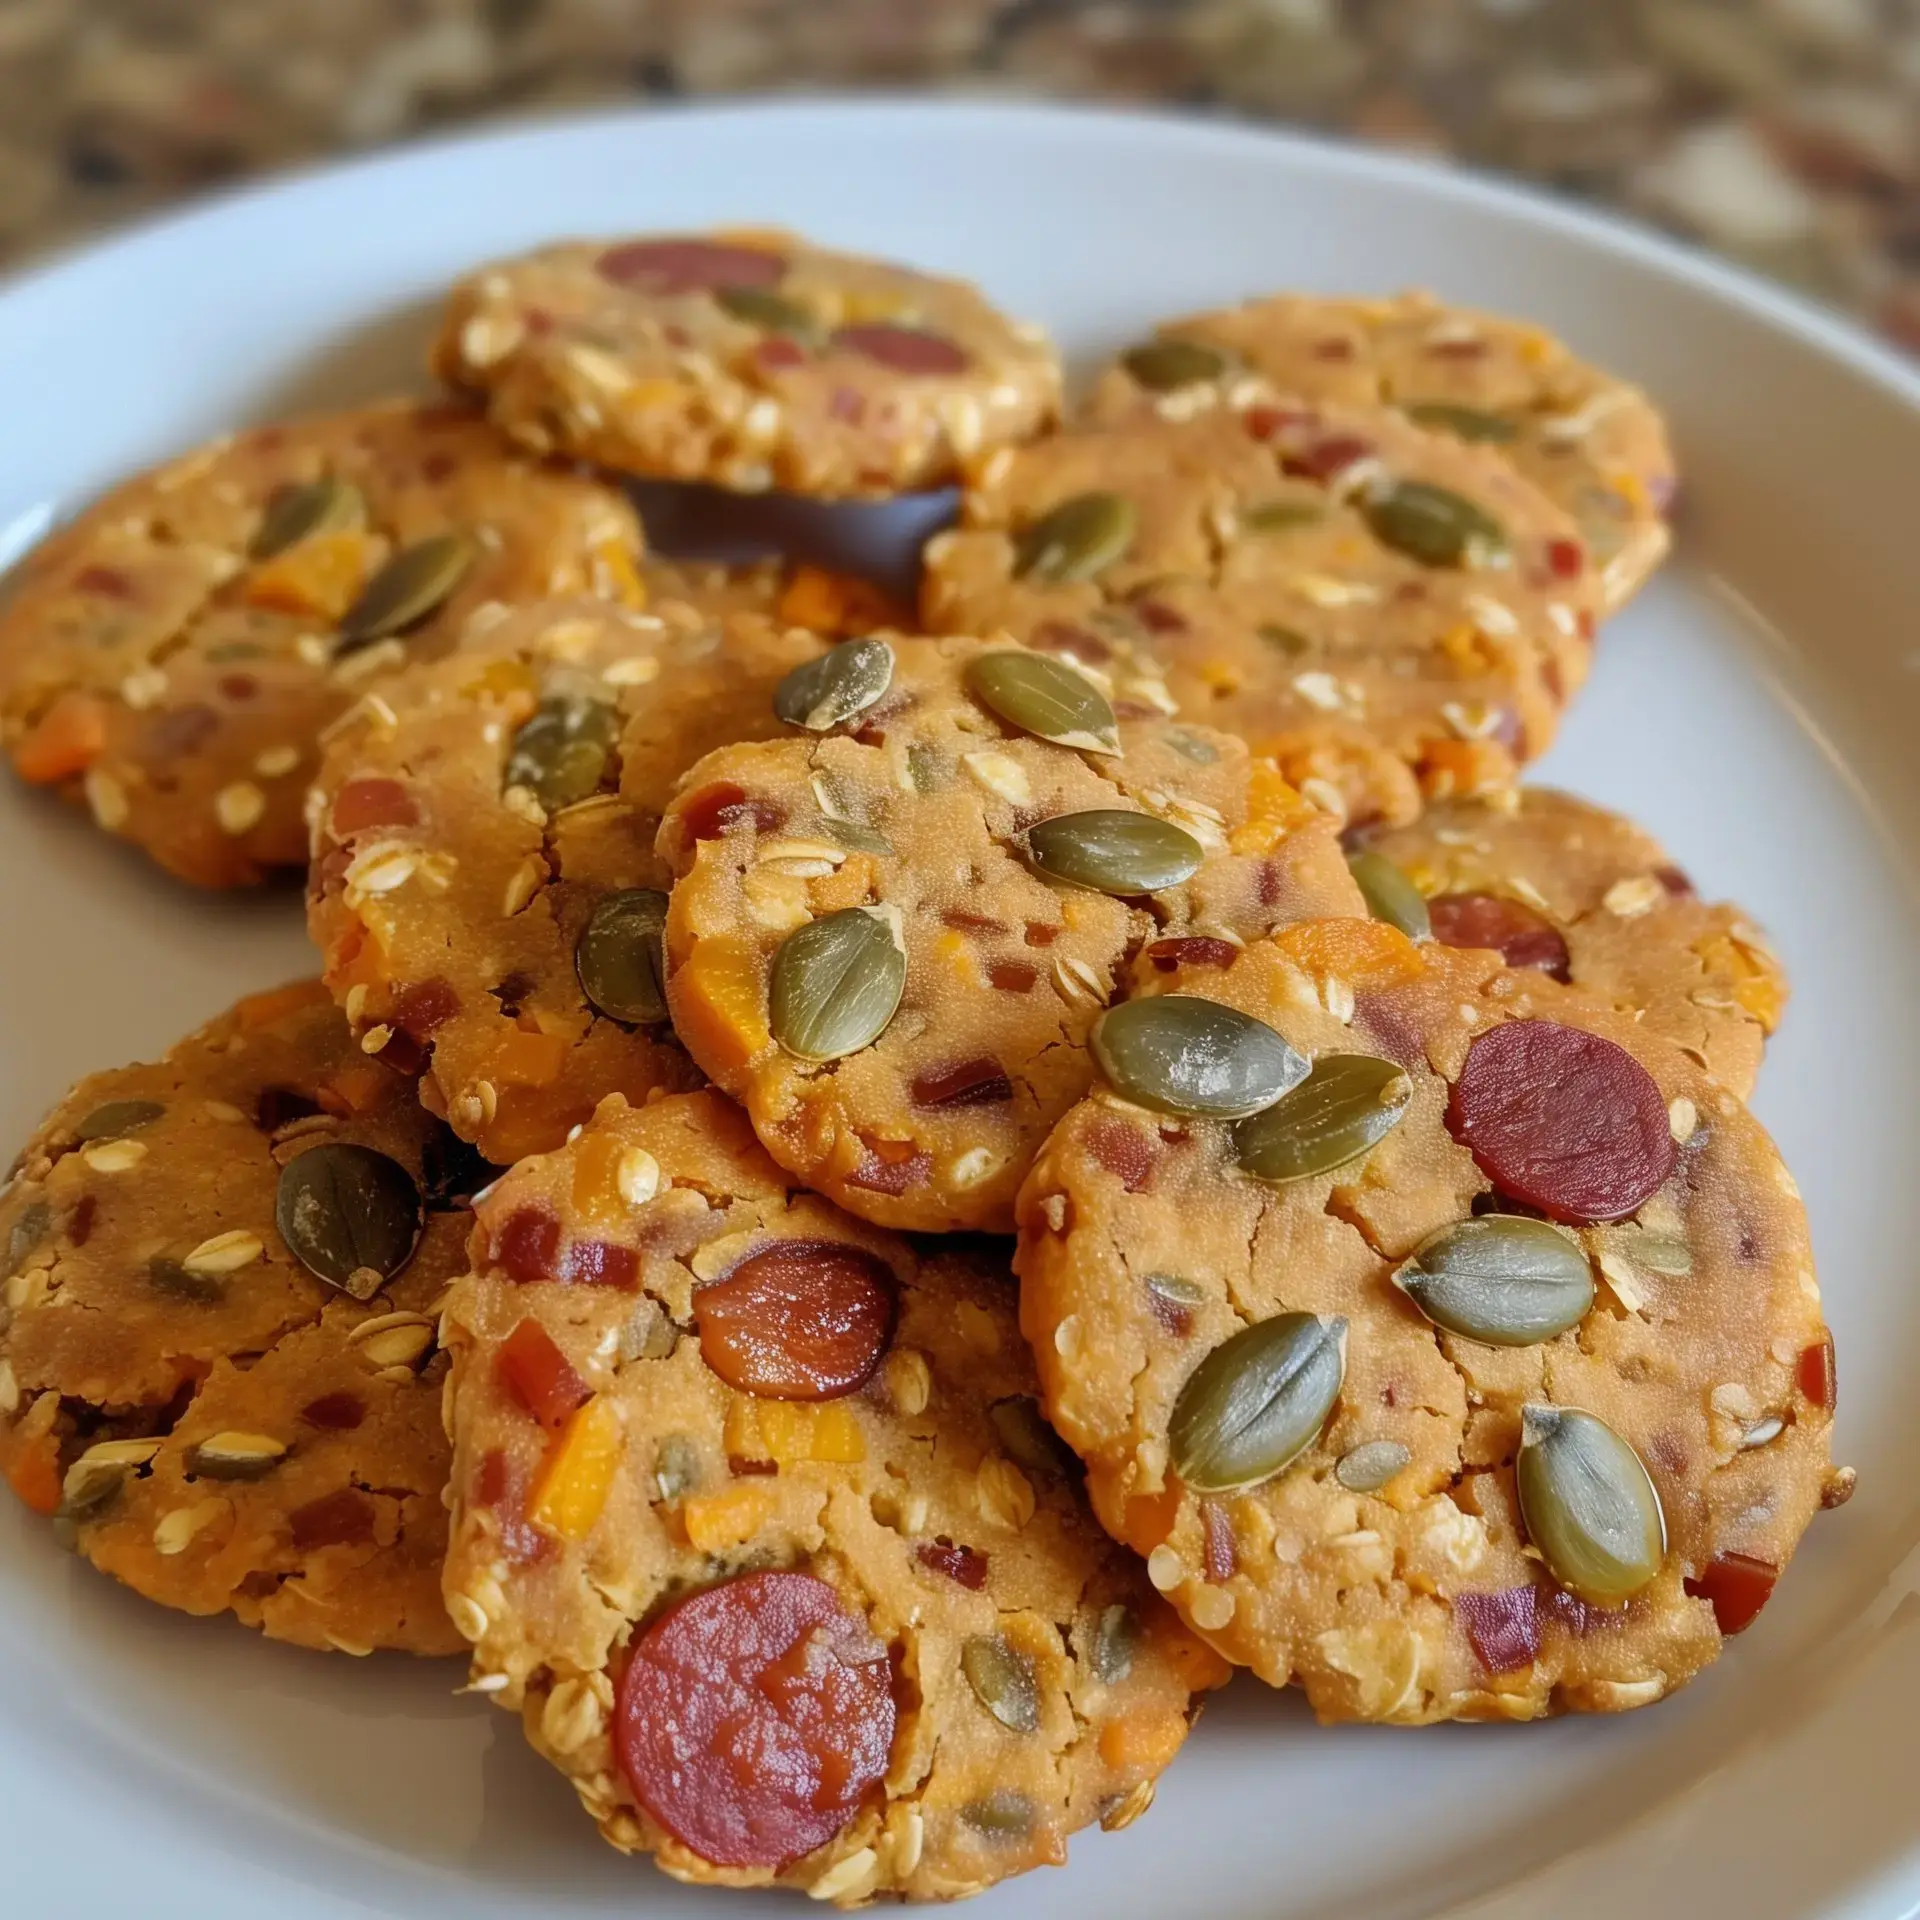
[
  {"xmin": 616, "ymin": 1570, "xmax": 895, "ymax": 1869},
  {"xmin": 598, "ymin": 239, "xmax": 787, "ymax": 296},
  {"xmin": 1447, "ymin": 1020, "xmax": 1675, "ymax": 1223},
  {"xmin": 697, "ymin": 1239, "xmax": 897, "ymax": 1400},
  {"xmin": 1427, "ymin": 892, "xmax": 1572, "ymax": 981}
]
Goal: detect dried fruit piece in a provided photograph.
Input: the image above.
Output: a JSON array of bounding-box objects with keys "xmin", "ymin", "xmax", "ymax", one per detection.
[
  {"xmin": 696, "ymin": 1239, "xmax": 897, "ymax": 1401},
  {"xmin": 832, "ymin": 322, "xmax": 970, "ymax": 374},
  {"xmin": 275, "ymin": 1142, "xmax": 422, "ymax": 1297},
  {"xmin": 1516, "ymin": 1405, "xmax": 1665, "ymax": 1608},
  {"xmin": 1169, "ymin": 1311, "xmax": 1346, "ymax": 1494},
  {"xmin": 1685, "ymin": 1551, "xmax": 1779, "ymax": 1636},
  {"xmin": 615, "ymin": 1569, "xmax": 893, "ymax": 1869},
  {"xmin": 962, "ymin": 1633, "xmax": 1041, "ymax": 1734},
  {"xmin": 530, "ymin": 1393, "xmax": 622, "ymax": 1542},
  {"xmin": 911, "ymin": 1057, "xmax": 1013, "ymax": 1108},
  {"xmin": 772, "ymin": 637, "xmax": 894, "ymax": 732},
  {"xmin": 336, "ymin": 531, "xmax": 474, "ymax": 652},
  {"xmin": 965, "ymin": 649, "xmax": 1120, "ymax": 753},
  {"xmin": 1428, "ymin": 893, "xmax": 1571, "ymax": 979},
  {"xmin": 1346, "ymin": 852, "xmax": 1431, "ymax": 941},
  {"xmin": 1231, "ymin": 1053, "xmax": 1412, "ymax": 1184},
  {"xmin": 769, "ymin": 907, "xmax": 906, "ymax": 1062},
  {"xmin": 1393, "ymin": 1215, "xmax": 1595, "ymax": 1346},
  {"xmin": 1363, "ymin": 480, "xmax": 1508, "ymax": 568},
  {"xmin": 1448, "ymin": 1021, "xmax": 1675, "ymax": 1224},
  {"xmin": 496, "ymin": 1318, "xmax": 591, "ymax": 1431},
  {"xmin": 1012, "ymin": 492, "xmax": 1137, "ymax": 583},
  {"xmin": 251, "ymin": 476, "xmax": 366, "ymax": 559},
  {"xmin": 1026, "ymin": 809, "xmax": 1203, "ymax": 896},
  {"xmin": 1121, "ymin": 338, "xmax": 1231, "ymax": 391},
  {"xmin": 1798, "ymin": 1334, "xmax": 1837, "ymax": 1411},
  {"xmin": 1092, "ymin": 995, "xmax": 1308, "ymax": 1120},
  {"xmin": 574, "ymin": 888, "xmax": 669, "ymax": 1025},
  {"xmin": 598, "ymin": 237, "xmax": 786, "ymax": 294},
  {"xmin": 503, "ymin": 694, "xmax": 620, "ymax": 812}
]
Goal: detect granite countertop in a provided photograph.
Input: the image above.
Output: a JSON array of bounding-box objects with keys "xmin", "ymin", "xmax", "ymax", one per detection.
[{"xmin": 4, "ymin": 0, "xmax": 1917, "ymax": 350}]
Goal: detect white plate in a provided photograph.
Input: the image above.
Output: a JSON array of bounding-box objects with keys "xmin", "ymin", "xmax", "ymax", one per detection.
[{"xmin": 1, "ymin": 99, "xmax": 1917, "ymax": 1920}]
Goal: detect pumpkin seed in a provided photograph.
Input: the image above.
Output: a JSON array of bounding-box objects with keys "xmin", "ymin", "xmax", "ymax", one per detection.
[
  {"xmin": 962, "ymin": 1633, "xmax": 1040, "ymax": 1734},
  {"xmin": 575, "ymin": 888, "xmax": 669, "ymax": 1025},
  {"xmin": 905, "ymin": 742, "xmax": 941, "ymax": 792},
  {"xmin": 6, "ymin": 1201, "xmax": 50, "ymax": 1273},
  {"xmin": 1162, "ymin": 728, "xmax": 1219, "ymax": 765},
  {"xmin": 1232, "ymin": 1054, "xmax": 1412, "ymax": 1184},
  {"xmin": 773, "ymin": 637, "xmax": 893, "ymax": 732},
  {"xmin": 652, "ymin": 1434, "xmax": 700, "ymax": 1503},
  {"xmin": 989, "ymin": 1396, "xmax": 1076, "ymax": 1479},
  {"xmin": 55, "ymin": 1460, "xmax": 129, "ymax": 1532},
  {"xmin": 1405, "ymin": 401, "xmax": 1518, "ymax": 444},
  {"xmin": 1346, "ymin": 851, "xmax": 1432, "ymax": 941},
  {"xmin": 1170, "ymin": 1311, "xmax": 1346, "ymax": 1493},
  {"xmin": 1145, "ymin": 1272, "xmax": 1206, "ymax": 1321},
  {"xmin": 769, "ymin": 906, "xmax": 906, "ymax": 1061},
  {"xmin": 1121, "ymin": 338, "xmax": 1231, "ymax": 391},
  {"xmin": 1091, "ymin": 995, "xmax": 1308, "ymax": 1119},
  {"xmin": 1090, "ymin": 1603, "xmax": 1137, "ymax": 1684},
  {"xmin": 1364, "ymin": 481, "xmax": 1508, "ymax": 569},
  {"xmin": 1516, "ymin": 1404, "xmax": 1666, "ymax": 1607},
  {"xmin": 1335, "ymin": 1440, "xmax": 1412, "ymax": 1493},
  {"xmin": 74, "ymin": 1099, "xmax": 165, "ymax": 1143},
  {"xmin": 186, "ymin": 1432, "xmax": 289, "ymax": 1481},
  {"xmin": 966, "ymin": 650, "xmax": 1120, "ymax": 754},
  {"xmin": 1012, "ymin": 492, "xmax": 1137, "ymax": 585},
  {"xmin": 503, "ymin": 694, "xmax": 620, "ymax": 811},
  {"xmin": 716, "ymin": 285, "xmax": 816, "ymax": 337},
  {"xmin": 1258, "ymin": 623, "xmax": 1315, "ymax": 657},
  {"xmin": 275, "ymin": 1143, "xmax": 421, "ymax": 1299},
  {"xmin": 1393, "ymin": 1216, "xmax": 1595, "ymax": 1346},
  {"xmin": 251, "ymin": 476, "xmax": 366, "ymax": 559},
  {"xmin": 819, "ymin": 816, "xmax": 894, "ymax": 857},
  {"xmin": 1241, "ymin": 499, "xmax": 1325, "ymax": 534},
  {"xmin": 1026, "ymin": 809, "xmax": 1203, "ymax": 896},
  {"xmin": 148, "ymin": 1254, "xmax": 225, "ymax": 1305},
  {"xmin": 961, "ymin": 1790, "xmax": 1035, "ymax": 1838},
  {"xmin": 1613, "ymin": 1229, "xmax": 1693, "ymax": 1277},
  {"xmin": 336, "ymin": 531, "xmax": 475, "ymax": 651}
]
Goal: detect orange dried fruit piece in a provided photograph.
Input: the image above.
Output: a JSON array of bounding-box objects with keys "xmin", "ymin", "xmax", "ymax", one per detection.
[
  {"xmin": 488, "ymin": 1026, "xmax": 571, "ymax": 1088},
  {"xmin": 13, "ymin": 691, "xmax": 108, "ymax": 784},
  {"xmin": 682, "ymin": 1479, "xmax": 777, "ymax": 1552},
  {"xmin": 1098, "ymin": 1705, "xmax": 1190, "ymax": 1774},
  {"xmin": 776, "ymin": 564, "xmax": 905, "ymax": 636},
  {"xmin": 724, "ymin": 1396, "xmax": 866, "ymax": 1467},
  {"xmin": 1697, "ymin": 930, "xmax": 1788, "ymax": 1031},
  {"xmin": 4, "ymin": 1433, "xmax": 63, "ymax": 1517},
  {"xmin": 1229, "ymin": 760, "xmax": 1313, "ymax": 855},
  {"xmin": 242, "ymin": 528, "xmax": 379, "ymax": 622},
  {"xmin": 1272, "ymin": 917, "xmax": 1426, "ymax": 990},
  {"xmin": 530, "ymin": 1393, "xmax": 622, "ymax": 1543},
  {"xmin": 668, "ymin": 937, "xmax": 770, "ymax": 1076}
]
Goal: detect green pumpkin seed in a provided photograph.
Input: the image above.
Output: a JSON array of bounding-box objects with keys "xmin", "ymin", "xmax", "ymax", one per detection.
[
  {"xmin": 773, "ymin": 637, "xmax": 894, "ymax": 732},
  {"xmin": 819, "ymin": 816, "xmax": 894, "ymax": 856},
  {"xmin": 1121, "ymin": 337, "xmax": 1231, "ymax": 392},
  {"xmin": 1258, "ymin": 623, "xmax": 1315, "ymax": 657},
  {"xmin": 905, "ymin": 742, "xmax": 941, "ymax": 792},
  {"xmin": 1335, "ymin": 1440, "xmax": 1412, "ymax": 1493},
  {"xmin": 716, "ymin": 285, "xmax": 817, "ymax": 337},
  {"xmin": 1404, "ymin": 401, "xmax": 1518, "ymax": 444},
  {"xmin": 186, "ymin": 1432, "xmax": 289, "ymax": 1481},
  {"xmin": 1169, "ymin": 1311, "xmax": 1346, "ymax": 1493},
  {"xmin": 989, "ymin": 1396, "xmax": 1076, "ymax": 1479},
  {"xmin": 1161, "ymin": 728, "xmax": 1219, "ymax": 765},
  {"xmin": 504, "ymin": 695, "xmax": 620, "ymax": 812},
  {"xmin": 275, "ymin": 1143, "xmax": 421, "ymax": 1299},
  {"xmin": 251, "ymin": 476, "xmax": 366, "ymax": 560},
  {"xmin": 966, "ymin": 650, "xmax": 1120, "ymax": 755},
  {"xmin": 6, "ymin": 1201, "xmax": 50, "ymax": 1274},
  {"xmin": 769, "ymin": 906, "xmax": 906, "ymax": 1061},
  {"xmin": 1516, "ymin": 1405, "xmax": 1666, "ymax": 1607},
  {"xmin": 1091, "ymin": 995, "xmax": 1308, "ymax": 1119},
  {"xmin": 1608, "ymin": 1229, "xmax": 1693, "ymax": 1277},
  {"xmin": 961, "ymin": 1790, "xmax": 1035, "ymax": 1838},
  {"xmin": 1090, "ymin": 1603, "xmax": 1137, "ymax": 1684},
  {"xmin": 1012, "ymin": 493, "xmax": 1137, "ymax": 585},
  {"xmin": 74, "ymin": 1099, "xmax": 165, "ymax": 1143},
  {"xmin": 1241, "ymin": 499, "xmax": 1325, "ymax": 534},
  {"xmin": 1026, "ymin": 810, "xmax": 1203, "ymax": 897},
  {"xmin": 575, "ymin": 888, "xmax": 669, "ymax": 1025},
  {"xmin": 962, "ymin": 1633, "xmax": 1040, "ymax": 1734},
  {"xmin": 1232, "ymin": 1054, "xmax": 1412, "ymax": 1184},
  {"xmin": 1363, "ymin": 481, "xmax": 1508, "ymax": 569},
  {"xmin": 652, "ymin": 1434, "xmax": 700, "ymax": 1503},
  {"xmin": 337, "ymin": 531, "xmax": 475, "ymax": 651},
  {"xmin": 55, "ymin": 1461, "xmax": 129, "ymax": 1533},
  {"xmin": 148, "ymin": 1254, "xmax": 225, "ymax": 1305},
  {"xmin": 1393, "ymin": 1216, "xmax": 1595, "ymax": 1347},
  {"xmin": 1145, "ymin": 1272, "xmax": 1206, "ymax": 1322},
  {"xmin": 1346, "ymin": 851, "xmax": 1432, "ymax": 941}
]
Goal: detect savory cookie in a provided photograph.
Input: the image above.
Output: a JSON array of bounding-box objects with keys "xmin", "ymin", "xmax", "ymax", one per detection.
[
  {"xmin": 0, "ymin": 980, "xmax": 468, "ymax": 1655},
  {"xmin": 658, "ymin": 633, "xmax": 1363, "ymax": 1233},
  {"xmin": 1016, "ymin": 921, "xmax": 1845, "ymax": 1721},
  {"xmin": 439, "ymin": 1089, "xmax": 1227, "ymax": 1904},
  {"xmin": 0, "ymin": 400, "xmax": 643, "ymax": 887},
  {"xmin": 308, "ymin": 595, "xmax": 832, "ymax": 1166},
  {"xmin": 433, "ymin": 230, "xmax": 1061, "ymax": 498},
  {"xmin": 1351, "ymin": 787, "xmax": 1787, "ymax": 1096},
  {"xmin": 921, "ymin": 403, "xmax": 1603, "ymax": 828},
  {"xmin": 1084, "ymin": 290, "xmax": 1674, "ymax": 610}
]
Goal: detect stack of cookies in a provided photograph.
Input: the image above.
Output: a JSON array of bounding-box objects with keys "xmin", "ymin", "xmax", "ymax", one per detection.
[{"xmin": 0, "ymin": 230, "xmax": 1849, "ymax": 1906}]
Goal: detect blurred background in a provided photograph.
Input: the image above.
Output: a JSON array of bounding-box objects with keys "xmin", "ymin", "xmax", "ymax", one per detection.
[{"xmin": 3, "ymin": 0, "xmax": 1917, "ymax": 351}]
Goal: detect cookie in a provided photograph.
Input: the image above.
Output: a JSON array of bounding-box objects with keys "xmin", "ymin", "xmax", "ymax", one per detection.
[
  {"xmin": 439, "ymin": 1088, "xmax": 1228, "ymax": 1904},
  {"xmin": 1351, "ymin": 787, "xmax": 1787, "ymax": 1096},
  {"xmin": 0, "ymin": 980, "xmax": 469, "ymax": 1654},
  {"xmin": 1016, "ymin": 920, "xmax": 1844, "ymax": 1722},
  {"xmin": 657, "ymin": 632, "xmax": 1364, "ymax": 1233},
  {"xmin": 308, "ymin": 595, "xmax": 834, "ymax": 1166},
  {"xmin": 1085, "ymin": 290, "xmax": 1675, "ymax": 610},
  {"xmin": 0, "ymin": 400, "xmax": 644, "ymax": 888},
  {"xmin": 921, "ymin": 402, "xmax": 1603, "ymax": 828},
  {"xmin": 433, "ymin": 230, "xmax": 1062, "ymax": 498},
  {"xmin": 647, "ymin": 555, "xmax": 911, "ymax": 636}
]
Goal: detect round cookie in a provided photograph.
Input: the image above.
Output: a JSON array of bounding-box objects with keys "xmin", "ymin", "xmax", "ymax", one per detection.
[
  {"xmin": 0, "ymin": 400, "xmax": 644, "ymax": 888},
  {"xmin": 921, "ymin": 403, "xmax": 1604, "ymax": 828},
  {"xmin": 307, "ymin": 595, "xmax": 833, "ymax": 1166},
  {"xmin": 433, "ymin": 230, "xmax": 1061, "ymax": 498},
  {"xmin": 657, "ymin": 632, "xmax": 1364, "ymax": 1233},
  {"xmin": 0, "ymin": 980, "xmax": 468, "ymax": 1655},
  {"xmin": 1016, "ymin": 921, "xmax": 1844, "ymax": 1722},
  {"xmin": 1352, "ymin": 787, "xmax": 1787, "ymax": 1097},
  {"xmin": 646, "ymin": 555, "xmax": 911, "ymax": 637},
  {"xmin": 1084, "ymin": 290, "xmax": 1675, "ymax": 610},
  {"xmin": 440, "ymin": 1088, "xmax": 1228, "ymax": 1904}
]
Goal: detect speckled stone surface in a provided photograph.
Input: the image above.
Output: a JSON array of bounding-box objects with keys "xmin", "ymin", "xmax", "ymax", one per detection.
[{"xmin": 4, "ymin": 2, "xmax": 1919, "ymax": 352}]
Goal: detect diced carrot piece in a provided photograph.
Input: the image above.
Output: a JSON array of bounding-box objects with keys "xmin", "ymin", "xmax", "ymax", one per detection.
[
  {"xmin": 13, "ymin": 692, "xmax": 108, "ymax": 784},
  {"xmin": 243, "ymin": 529, "xmax": 377, "ymax": 621},
  {"xmin": 530, "ymin": 1395, "xmax": 623, "ymax": 1543}
]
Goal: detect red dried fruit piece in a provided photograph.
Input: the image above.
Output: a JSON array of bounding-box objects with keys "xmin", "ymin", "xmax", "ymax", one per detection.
[
  {"xmin": 1685, "ymin": 1552, "xmax": 1779, "ymax": 1636},
  {"xmin": 942, "ymin": 909, "xmax": 1007, "ymax": 934},
  {"xmin": 1797, "ymin": 1334, "xmax": 1837, "ymax": 1411},
  {"xmin": 1032, "ymin": 620, "xmax": 1111, "ymax": 662},
  {"xmin": 1456, "ymin": 1586, "xmax": 1540, "ymax": 1675},
  {"xmin": 75, "ymin": 565, "xmax": 134, "ymax": 598},
  {"xmin": 218, "ymin": 673, "xmax": 258, "ymax": 703},
  {"xmin": 917, "ymin": 1538, "xmax": 989, "ymax": 1590},
  {"xmin": 1281, "ymin": 433, "xmax": 1373, "ymax": 482},
  {"xmin": 1087, "ymin": 1117, "xmax": 1153, "ymax": 1193},
  {"xmin": 300, "ymin": 1391, "xmax": 366, "ymax": 1431},
  {"xmin": 565, "ymin": 1239, "xmax": 639, "ymax": 1290},
  {"xmin": 145, "ymin": 704, "xmax": 219, "ymax": 760},
  {"xmin": 845, "ymin": 1142, "xmax": 932, "ymax": 1197},
  {"xmin": 287, "ymin": 1488, "xmax": 375, "ymax": 1551},
  {"xmin": 597, "ymin": 238, "xmax": 786, "ymax": 295},
  {"xmin": 679, "ymin": 781, "xmax": 785, "ymax": 843},
  {"xmin": 1145, "ymin": 936, "xmax": 1239, "ymax": 973},
  {"xmin": 496, "ymin": 1318, "xmax": 591, "ymax": 1431},
  {"xmin": 696, "ymin": 1239, "xmax": 897, "ymax": 1401},
  {"xmin": 831, "ymin": 323, "xmax": 969, "ymax": 375},
  {"xmin": 1202, "ymin": 1501, "xmax": 1237, "ymax": 1583},
  {"xmin": 1427, "ymin": 893, "xmax": 1572, "ymax": 981},
  {"xmin": 392, "ymin": 976, "xmax": 459, "ymax": 1040},
  {"xmin": 493, "ymin": 1206, "xmax": 562, "ymax": 1283},
  {"xmin": 615, "ymin": 1569, "xmax": 895, "ymax": 1870},
  {"xmin": 67, "ymin": 1194, "xmax": 96, "ymax": 1248},
  {"xmin": 755, "ymin": 336, "xmax": 807, "ymax": 372},
  {"xmin": 1543, "ymin": 538, "xmax": 1585, "ymax": 579},
  {"xmin": 988, "ymin": 960, "xmax": 1037, "ymax": 993},
  {"xmin": 1655, "ymin": 864, "xmax": 1695, "ymax": 898},
  {"xmin": 1447, "ymin": 1020, "xmax": 1675, "ymax": 1224},
  {"xmin": 911, "ymin": 1058, "xmax": 1014, "ymax": 1109},
  {"xmin": 475, "ymin": 1446, "xmax": 553, "ymax": 1564},
  {"xmin": 1132, "ymin": 598, "xmax": 1188, "ymax": 635},
  {"xmin": 1023, "ymin": 921, "xmax": 1060, "ymax": 947}
]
